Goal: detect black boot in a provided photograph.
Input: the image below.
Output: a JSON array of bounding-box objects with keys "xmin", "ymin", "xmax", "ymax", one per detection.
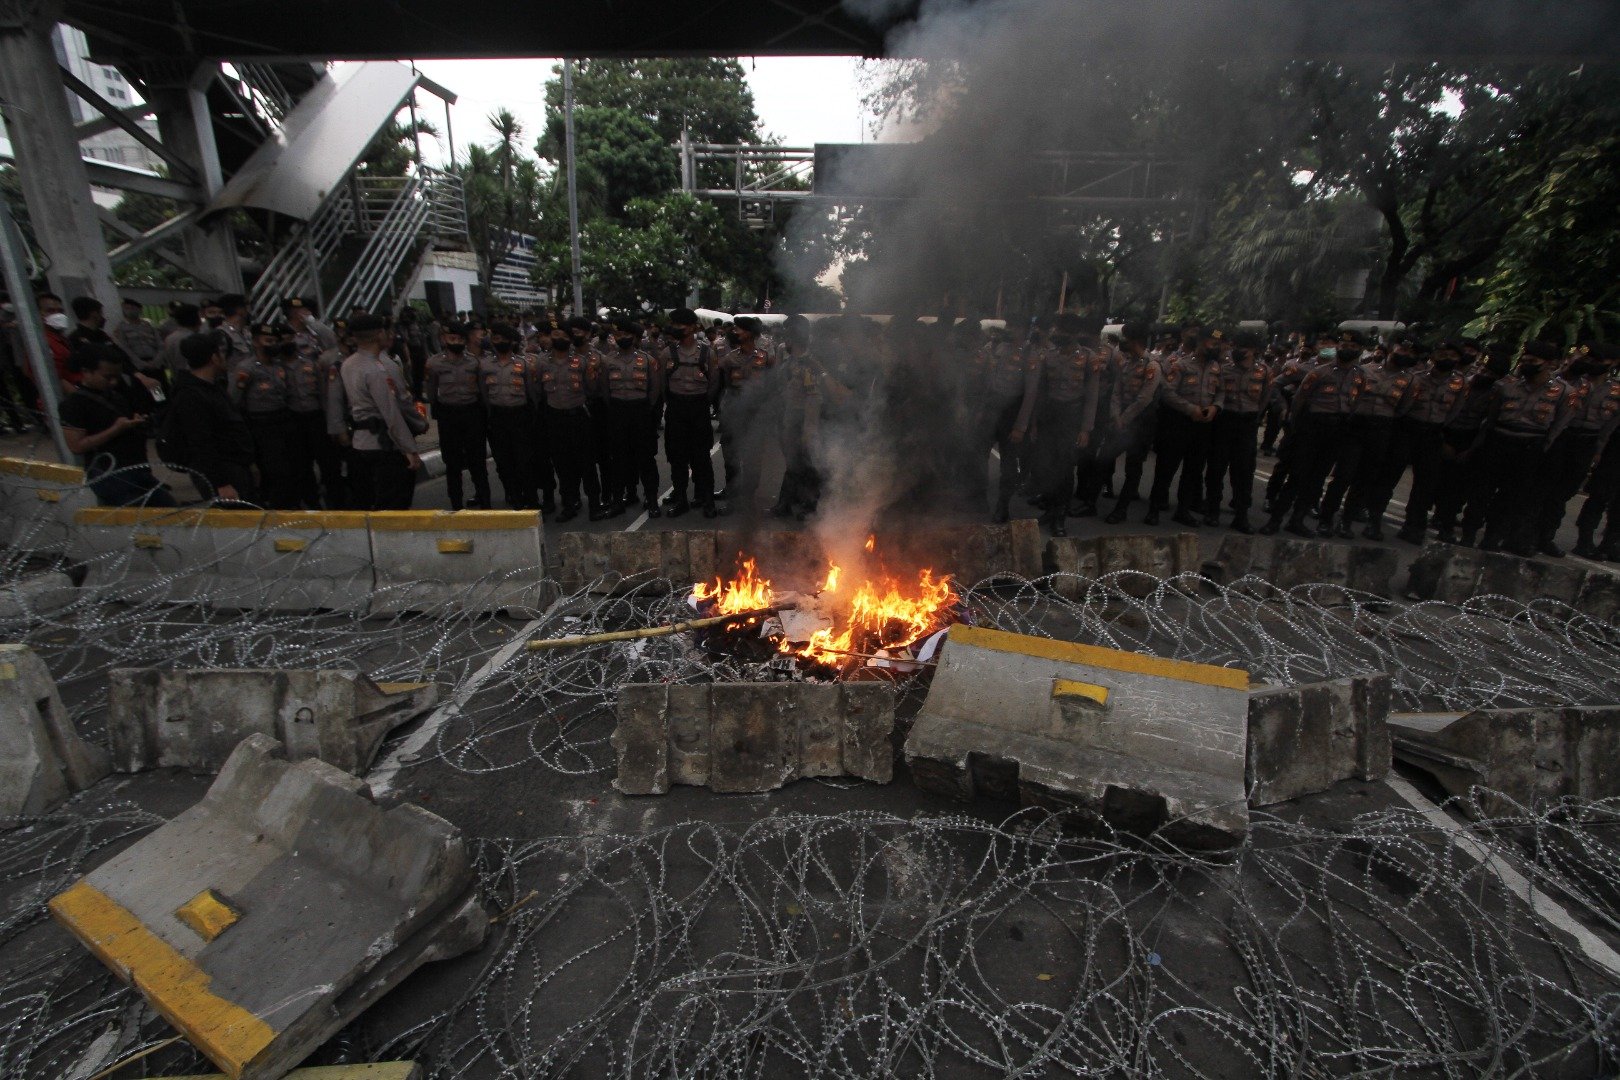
[
  {"xmin": 1171, "ymin": 508, "xmax": 1201, "ymax": 529},
  {"xmin": 1104, "ymin": 501, "xmax": 1128, "ymax": 525},
  {"xmin": 1285, "ymin": 515, "xmax": 1314, "ymax": 539},
  {"xmin": 1334, "ymin": 519, "xmax": 1354, "ymax": 540},
  {"xmin": 1396, "ymin": 525, "xmax": 1423, "ymax": 545},
  {"xmin": 701, "ymin": 500, "xmax": 719, "ymax": 519},
  {"xmin": 1316, "ymin": 514, "xmax": 1335, "ymax": 538},
  {"xmin": 1259, "ymin": 513, "xmax": 1283, "ymax": 536},
  {"xmin": 1362, "ymin": 522, "xmax": 1384, "ymax": 541},
  {"xmin": 1574, "ymin": 530, "xmax": 1601, "ymax": 559},
  {"xmin": 555, "ymin": 503, "xmax": 581, "ymax": 523},
  {"xmin": 1142, "ymin": 508, "xmax": 1161, "ymax": 526},
  {"xmin": 992, "ymin": 497, "xmax": 1011, "ymax": 525},
  {"xmin": 587, "ymin": 501, "xmax": 611, "ymax": 522},
  {"xmin": 1230, "ymin": 510, "xmax": 1253, "ymax": 534},
  {"xmin": 1046, "ymin": 515, "xmax": 1068, "ymax": 538}
]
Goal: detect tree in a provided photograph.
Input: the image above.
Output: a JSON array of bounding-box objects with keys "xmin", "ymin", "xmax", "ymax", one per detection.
[
  {"xmin": 533, "ymin": 193, "xmax": 725, "ymax": 313},
  {"xmin": 454, "ymin": 110, "xmax": 545, "ymax": 289},
  {"xmin": 540, "ymin": 59, "xmax": 759, "ymax": 152},
  {"xmin": 356, "ymin": 112, "xmax": 440, "ymax": 176}
]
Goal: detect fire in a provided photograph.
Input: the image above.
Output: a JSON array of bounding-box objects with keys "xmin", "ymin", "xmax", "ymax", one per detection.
[
  {"xmin": 864, "ymin": 535, "xmax": 876, "ymax": 553},
  {"xmin": 692, "ymin": 557, "xmax": 773, "ymax": 615},
  {"xmin": 693, "ymin": 553, "xmax": 958, "ymax": 671}
]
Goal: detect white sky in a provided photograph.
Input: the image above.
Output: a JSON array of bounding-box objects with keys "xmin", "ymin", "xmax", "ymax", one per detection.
[{"xmin": 397, "ymin": 57, "xmax": 870, "ymax": 169}]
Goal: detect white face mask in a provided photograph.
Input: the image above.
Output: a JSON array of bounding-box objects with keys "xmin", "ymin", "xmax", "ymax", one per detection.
[{"xmin": 44, "ymin": 313, "xmax": 71, "ymax": 331}]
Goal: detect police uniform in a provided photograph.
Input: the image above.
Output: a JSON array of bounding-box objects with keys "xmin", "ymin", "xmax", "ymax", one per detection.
[
  {"xmin": 1390, "ymin": 361, "xmax": 1469, "ymax": 541},
  {"xmin": 1473, "ymin": 371, "xmax": 1571, "ymax": 554},
  {"xmin": 773, "ymin": 349, "xmax": 830, "ymax": 517},
  {"xmin": 599, "ymin": 345, "xmax": 662, "ymax": 511},
  {"xmin": 1016, "ymin": 341, "xmax": 1101, "ymax": 532},
  {"xmin": 480, "ymin": 352, "xmax": 545, "ymax": 510},
  {"xmin": 228, "ymin": 329, "xmax": 299, "ymax": 508},
  {"xmin": 1432, "ymin": 372, "xmax": 1501, "ymax": 543},
  {"xmin": 1098, "ymin": 348, "xmax": 1162, "ymax": 523},
  {"xmin": 281, "ymin": 334, "xmax": 328, "ymax": 509},
  {"xmin": 1070, "ymin": 343, "xmax": 1121, "ymax": 515},
  {"xmin": 1147, "ymin": 347, "xmax": 1224, "ymax": 526},
  {"xmin": 340, "ymin": 340, "xmax": 422, "ymax": 511},
  {"xmin": 661, "ymin": 338, "xmax": 718, "ymax": 516},
  {"xmin": 537, "ymin": 346, "xmax": 604, "ymax": 517},
  {"xmin": 425, "ymin": 349, "xmax": 491, "ymax": 510},
  {"xmin": 1323, "ymin": 359, "xmax": 1416, "ymax": 537},
  {"xmin": 1263, "ymin": 358, "xmax": 1365, "ymax": 534},
  {"xmin": 1541, "ymin": 359, "xmax": 1618, "ymax": 553},
  {"xmin": 714, "ymin": 339, "xmax": 773, "ymax": 507},
  {"xmin": 978, "ymin": 337, "xmax": 1038, "ymax": 521},
  {"xmin": 1203, "ymin": 351, "xmax": 1271, "ymax": 528}
]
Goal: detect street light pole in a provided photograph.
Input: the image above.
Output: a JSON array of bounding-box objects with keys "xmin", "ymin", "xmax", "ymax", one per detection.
[{"xmin": 563, "ymin": 59, "xmax": 584, "ymax": 318}]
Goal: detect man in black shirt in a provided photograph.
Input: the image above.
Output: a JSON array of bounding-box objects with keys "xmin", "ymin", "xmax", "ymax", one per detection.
[
  {"xmin": 58, "ymin": 345, "xmax": 175, "ymax": 507},
  {"xmin": 166, "ymin": 333, "xmax": 257, "ymax": 503}
]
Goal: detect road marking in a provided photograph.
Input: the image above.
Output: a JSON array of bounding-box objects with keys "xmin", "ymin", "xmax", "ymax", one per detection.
[
  {"xmin": 625, "ymin": 443, "xmax": 722, "ymax": 532},
  {"xmin": 1385, "ymin": 775, "xmax": 1620, "ymax": 978},
  {"xmin": 368, "ymin": 595, "xmax": 568, "ymax": 797}
]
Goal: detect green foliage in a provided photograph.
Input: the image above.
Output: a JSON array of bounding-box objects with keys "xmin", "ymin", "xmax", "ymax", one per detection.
[
  {"xmin": 357, "ymin": 113, "xmax": 440, "ymax": 176},
  {"xmin": 533, "ymin": 193, "xmax": 725, "ymax": 312},
  {"xmin": 539, "ymin": 59, "xmax": 759, "ymax": 153},
  {"xmin": 453, "ymin": 110, "xmax": 545, "ymax": 286}
]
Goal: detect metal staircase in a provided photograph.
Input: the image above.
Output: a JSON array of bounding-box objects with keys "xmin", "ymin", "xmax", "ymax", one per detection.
[{"xmin": 248, "ymin": 164, "xmax": 467, "ymax": 323}]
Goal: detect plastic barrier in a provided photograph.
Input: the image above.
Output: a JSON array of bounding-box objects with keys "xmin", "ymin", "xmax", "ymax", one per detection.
[
  {"xmin": 49, "ymin": 734, "xmax": 486, "ymax": 1080},
  {"xmin": 366, "ymin": 510, "xmax": 549, "ymax": 615},
  {"xmin": 0, "ymin": 456, "xmax": 94, "ymax": 556},
  {"xmin": 73, "ymin": 508, "xmax": 375, "ymax": 613}
]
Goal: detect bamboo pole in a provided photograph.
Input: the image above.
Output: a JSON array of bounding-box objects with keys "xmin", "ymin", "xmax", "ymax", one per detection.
[{"xmin": 525, "ymin": 607, "xmax": 777, "ymax": 651}]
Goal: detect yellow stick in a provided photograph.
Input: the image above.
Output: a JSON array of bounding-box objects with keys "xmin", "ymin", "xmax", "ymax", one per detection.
[{"xmin": 525, "ymin": 607, "xmax": 776, "ymax": 651}]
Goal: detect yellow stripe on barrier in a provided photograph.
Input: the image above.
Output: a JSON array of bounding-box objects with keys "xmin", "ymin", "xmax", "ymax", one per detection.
[
  {"xmin": 36, "ymin": 489, "xmax": 62, "ymax": 502},
  {"xmin": 175, "ymin": 889, "xmax": 240, "ymax": 942},
  {"xmin": 168, "ymin": 1063, "xmax": 422, "ymax": 1079},
  {"xmin": 947, "ymin": 624, "xmax": 1250, "ymax": 691},
  {"xmin": 436, "ymin": 539, "xmax": 474, "ymax": 554},
  {"xmin": 1052, "ymin": 679, "xmax": 1110, "ymax": 706},
  {"xmin": 49, "ymin": 882, "xmax": 276, "ymax": 1074},
  {"xmin": 133, "ymin": 533, "xmax": 164, "ymax": 549},
  {"xmin": 77, "ymin": 508, "xmax": 371, "ymax": 530},
  {"xmin": 273, "ymin": 538, "xmax": 310, "ymax": 553},
  {"xmin": 367, "ymin": 510, "xmax": 540, "ymax": 532},
  {"xmin": 0, "ymin": 456, "xmax": 85, "ymax": 484}
]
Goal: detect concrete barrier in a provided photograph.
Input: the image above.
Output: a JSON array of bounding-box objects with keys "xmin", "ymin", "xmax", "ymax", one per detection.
[
  {"xmin": 74, "ymin": 508, "xmax": 376, "ymax": 612},
  {"xmin": 367, "ymin": 510, "xmax": 549, "ymax": 615},
  {"xmin": 1045, "ymin": 532, "xmax": 1200, "ymax": 598},
  {"xmin": 1404, "ymin": 543, "xmax": 1620, "ymax": 616},
  {"xmin": 0, "ymin": 643, "xmax": 109, "ymax": 816},
  {"xmin": 1205, "ymin": 535, "xmax": 1399, "ymax": 598},
  {"xmin": 1389, "ymin": 706, "xmax": 1620, "ymax": 809},
  {"xmin": 557, "ymin": 520, "xmax": 1047, "ymax": 594},
  {"xmin": 170, "ymin": 1066, "xmax": 420, "ymax": 1080},
  {"xmin": 0, "ymin": 456, "xmax": 94, "ymax": 556},
  {"xmin": 1246, "ymin": 674, "xmax": 1392, "ymax": 806},
  {"xmin": 612, "ymin": 682, "xmax": 895, "ymax": 794},
  {"xmin": 0, "ymin": 571, "xmax": 80, "ymax": 622},
  {"xmin": 905, "ymin": 624, "xmax": 1252, "ymax": 847},
  {"xmin": 49, "ymin": 734, "xmax": 485, "ymax": 1080},
  {"xmin": 108, "ymin": 668, "xmax": 441, "ymax": 775}
]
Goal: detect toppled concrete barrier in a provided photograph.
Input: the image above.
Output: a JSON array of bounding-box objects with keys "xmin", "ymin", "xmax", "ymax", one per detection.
[
  {"xmin": 49, "ymin": 734, "xmax": 485, "ymax": 1080},
  {"xmin": 555, "ymin": 520, "xmax": 1046, "ymax": 594},
  {"xmin": 1246, "ymin": 675, "xmax": 1392, "ymax": 806},
  {"xmin": 0, "ymin": 644, "xmax": 109, "ymax": 816},
  {"xmin": 905, "ymin": 625, "xmax": 1251, "ymax": 847},
  {"xmin": 1205, "ymin": 535, "xmax": 1399, "ymax": 598},
  {"xmin": 1389, "ymin": 706, "xmax": 1620, "ymax": 808},
  {"xmin": 612, "ymin": 682, "xmax": 895, "ymax": 794},
  {"xmin": 1045, "ymin": 532, "xmax": 1200, "ymax": 598},
  {"xmin": 170, "ymin": 1065, "xmax": 420, "ymax": 1080},
  {"xmin": 1404, "ymin": 543, "xmax": 1620, "ymax": 615},
  {"xmin": 0, "ymin": 571, "xmax": 79, "ymax": 621},
  {"xmin": 108, "ymin": 669, "xmax": 441, "ymax": 776}
]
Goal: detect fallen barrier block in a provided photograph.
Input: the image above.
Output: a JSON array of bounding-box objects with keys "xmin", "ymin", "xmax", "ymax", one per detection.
[
  {"xmin": 905, "ymin": 624, "xmax": 1251, "ymax": 847},
  {"xmin": 1246, "ymin": 674, "xmax": 1392, "ymax": 806},
  {"xmin": 1389, "ymin": 706, "xmax": 1620, "ymax": 809},
  {"xmin": 367, "ymin": 510, "xmax": 549, "ymax": 614},
  {"xmin": 171, "ymin": 1065, "xmax": 420, "ymax": 1080},
  {"xmin": 1205, "ymin": 534, "xmax": 1398, "ymax": 598},
  {"xmin": 0, "ymin": 456, "xmax": 94, "ymax": 556},
  {"xmin": 49, "ymin": 734, "xmax": 486, "ymax": 1080},
  {"xmin": 0, "ymin": 570, "xmax": 80, "ymax": 622},
  {"xmin": 612, "ymin": 682, "xmax": 896, "ymax": 794},
  {"xmin": 1045, "ymin": 532, "xmax": 1200, "ymax": 598},
  {"xmin": 74, "ymin": 509, "xmax": 375, "ymax": 613},
  {"xmin": 0, "ymin": 643, "xmax": 109, "ymax": 816},
  {"xmin": 1404, "ymin": 543, "xmax": 1617, "ymax": 615},
  {"xmin": 108, "ymin": 668, "xmax": 441, "ymax": 776},
  {"xmin": 557, "ymin": 521, "xmax": 1044, "ymax": 595}
]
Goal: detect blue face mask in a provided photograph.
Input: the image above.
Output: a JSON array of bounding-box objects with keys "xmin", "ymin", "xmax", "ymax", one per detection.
[{"xmin": 1318, "ymin": 347, "xmax": 1338, "ymax": 361}]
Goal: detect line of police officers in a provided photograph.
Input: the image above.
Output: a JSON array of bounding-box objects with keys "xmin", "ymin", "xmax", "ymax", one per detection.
[{"xmin": 985, "ymin": 313, "xmax": 1620, "ymax": 560}]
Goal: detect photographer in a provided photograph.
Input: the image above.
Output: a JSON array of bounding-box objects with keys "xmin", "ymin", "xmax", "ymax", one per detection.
[{"xmin": 58, "ymin": 344, "xmax": 175, "ymax": 507}]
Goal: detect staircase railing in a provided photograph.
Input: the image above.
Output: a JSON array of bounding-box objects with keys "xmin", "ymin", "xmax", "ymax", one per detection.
[
  {"xmin": 247, "ymin": 181, "xmax": 356, "ymax": 323},
  {"xmin": 326, "ymin": 173, "xmax": 431, "ymax": 318}
]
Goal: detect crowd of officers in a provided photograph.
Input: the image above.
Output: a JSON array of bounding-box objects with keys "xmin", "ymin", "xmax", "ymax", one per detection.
[{"xmin": 19, "ymin": 290, "xmax": 1620, "ymax": 562}]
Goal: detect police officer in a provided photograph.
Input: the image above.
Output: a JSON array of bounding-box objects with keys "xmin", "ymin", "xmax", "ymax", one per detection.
[
  {"xmin": 661, "ymin": 308, "xmax": 720, "ymax": 519},
  {"xmin": 320, "ymin": 319, "xmax": 355, "ymax": 509},
  {"xmin": 715, "ymin": 316, "xmax": 774, "ymax": 512},
  {"xmin": 1204, "ymin": 331, "xmax": 1270, "ymax": 532},
  {"xmin": 1391, "ymin": 342, "xmax": 1469, "ymax": 544},
  {"xmin": 214, "ymin": 294, "xmax": 254, "ymax": 364},
  {"xmin": 1261, "ymin": 335, "xmax": 1366, "ymax": 537},
  {"xmin": 1325, "ymin": 337, "xmax": 1418, "ymax": 539},
  {"xmin": 978, "ymin": 322, "xmax": 1039, "ymax": 523},
  {"xmin": 1470, "ymin": 341, "xmax": 1570, "ymax": 555},
  {"xmin": 1432, "ymin": 355, "xmax": 1508, "ymax": 546},
  {"xmin": 538, "ymin": 324, "xmax": 609, "ymax": 521},
  {"xmin": 771, "ymin": 314, "xmax": 846, "ymax": 520},
  {"xmin": 1145, "ymin": 327, "xmax": 1225, "ymax": 528},
  {"xmin": 340, "ymin": 313, "xmax": 425, "ymax": 510},
  {"xmin": 480, "ymin": 323, "xmax": 545, "ymax": 511},
  {"xmin": 599, "ymin": 318, "xmax": 662, "ymax": 518},
  {"xmin": 228, "ymin": 322, "xmax": 299, "ymax": 508},
  {"xmin": 1099, "ymin": 322, "xmax": 1163, "ymax": 524},
  {"xmin": 1538, "ymin": 344, "xmax": 1617, "ymax": 556},
  {"xmin": 1069, "ymin": 324, "xmax": 1121, "ymax": 520},
  {"xmin": 567, "ymin": 316, "xmax": 614, "ymax": 501},
  {"xmin": 278, "ymin": 324, "xmax": 326, "ymax": 509},
  {"xmin": 1013, "ymin": 314, "xmax": 1101, "ymax": 536},
  {"xmin": 425, "ymin": 322, "xmax": 492, "ymax": 511}
]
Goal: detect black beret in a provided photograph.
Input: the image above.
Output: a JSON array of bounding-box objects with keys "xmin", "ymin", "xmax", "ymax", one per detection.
[
  {"xmin": 347, "ymin": 314, "xmax": 387, "ymax": 335},
  {"xmin": 443, "ymin": 322, "xmax": 469, "ymax": 337},
  {"xmin": 734, "ymin": 316, "xmax": 763, "ymax": 335},
  {"xmin": 488, "ymin": 322, "xmax": 519, "ymax": 340},
  {"xmin": 1523, "ymin": 340, "xmax": 1559, "ymax": 361},
  {"xmin": 251, "ymin": 322, "xmax": 279, "ymax": 337},
  {"xmin": 670, "ymin": 307, "xmax": 699, "ymax": 326}
]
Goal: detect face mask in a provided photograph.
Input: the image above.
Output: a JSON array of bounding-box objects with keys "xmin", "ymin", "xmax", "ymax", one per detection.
[
  {"xmin": 1434, "ymin": 358, "xmax": 1458, "ymax": 371},
  {"xmin": 445, "ymin": 342, "xmax": 465, "ymax": 355},
  {"xmin": 1571, "ymin": 360, "xmax": 1600, "ymax": 379},
  {"xmin": 44, "ymin": 313, "xmax": 70, "ymax": 332},
  {"xmin": 1202, "ymin": 347, "xmax": 1222, "ymax": 362},
  {"xmin": 551, "ymin": 338, "xmax": 570, "ymax": 352},
  {"xmin": 494, "ymin": 341, "xmax": 513, "ymax": 354},
  {"xmin": 616, "ymin": 338, "xmax": 635, "ymax": 351},
  {"xmin": 278, "ymin": 342, "xmax": 297, "ymax": 357},
  {"xmin": 1318, "ymin": 347, "xmax": 1337, "ymax": 361},
  {"xmin": 206, "ymin": 315, "xmax": 224, "ymax": 328},
  {"xmin": 1390, "ymin": 352, "xmax": 1418, "ymax": 368}
]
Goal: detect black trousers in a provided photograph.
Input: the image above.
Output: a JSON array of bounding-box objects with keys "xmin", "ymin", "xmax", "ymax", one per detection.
[
  {"xmin": 1576, "ymin": 439, "xmax": 1620, "ymax": 540},
  {"xmin": 1390, "ymin": 421, "xmax": 1445, "ymax": 532},
  {"xmin": 1540, "ymin": 430, "xmax": 1599, "ymax": 543},
  {"xmin": 353, "ymin": 448, "xmax": 414, "ymax": 510},
  {"xmin": 546, "ymin": 405, "xmax": 601, "ymax": 509},
  {"xmin": 605, "ymin": 398, "xmax": 660, "ymax": 505},
  {"xmin": 989, "ymin": 396, "xmax": 1027, "ymax": 505},
  {"xmin": 1148, "ymin": 409, "xmax": 1213, "ymax": 512},
  {"xmin": 435, "ymin": 403, "xmax": 491, "ymax": 510},
  {"xmin": 1431, "ymin": 429, "xmax": 1483, "ymax": 533},
  {"xmin": 1321, "ymin": 415, "xmax": 1389, "ymax": 522},
  {"xmin": 716, "ymin": 392, "xmax": 766, "ymax": 504},
  {"xmin": 486, "ymin": 405, "xmax": 540, "ymax": 509},
  {"xmin": 247, "ymin": 412, "xmax": 301, "ymax": 510},
  {"xmin": 1270, "ymin": 414, "xmax": 1348, "ymax": 523},
  {"xmin": 664, "ymin": 393, "xmax": 715, "ymax": 507},
  {"xmin": 1205, "ymin": 410, "xmax": 1260, "ymax": 513},
  {"xmin": 1478, "ymin": 432, "xmax": 1545, "ymax": 548},
  {"xmin": 1034, "ymin": 398, "xmax": 1086, "ymax": 518}
]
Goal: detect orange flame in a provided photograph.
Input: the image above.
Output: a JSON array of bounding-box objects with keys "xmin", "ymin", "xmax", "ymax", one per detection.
[
  {"xmin": 692, "ymin": 557, "xmax": 773, "ymax": 615},
  {"xmin": 864, "ymin": 534, "xmax": 876, "ymax": 553},
  {"xmin": 821, "ymin": 563, "xmax": 841, "ymax": 593}
]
